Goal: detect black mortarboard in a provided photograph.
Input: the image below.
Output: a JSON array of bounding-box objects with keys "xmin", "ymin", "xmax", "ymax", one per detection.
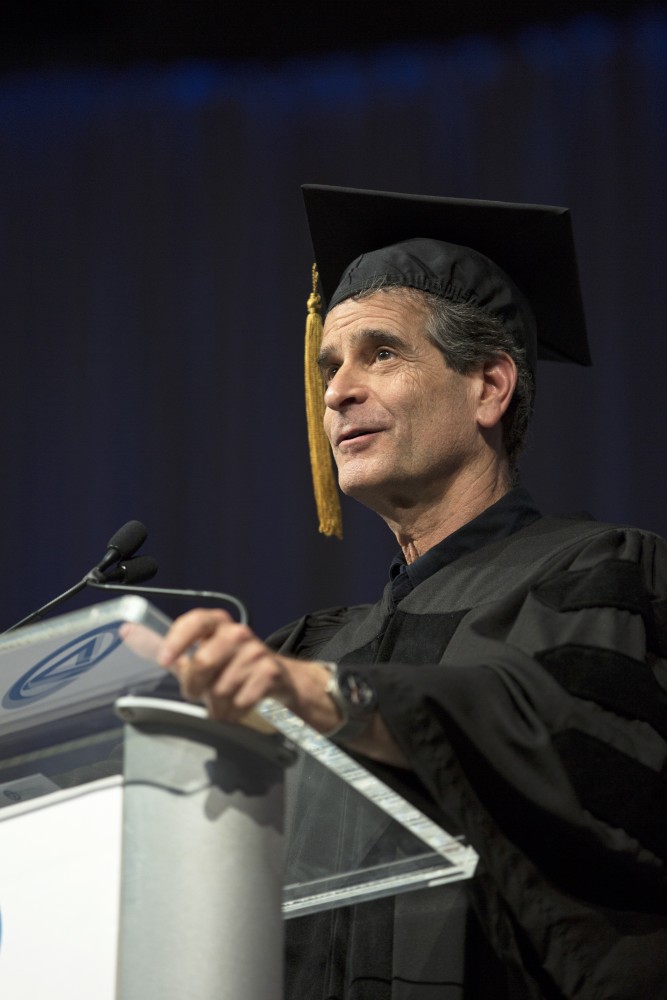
[
  {"xmin": 302, "ymin": 184, "xmax": 592, "ymax": 375},
  {"xmin": 300, "ymin": 184, "xmax": 592, "ymax": 539}
]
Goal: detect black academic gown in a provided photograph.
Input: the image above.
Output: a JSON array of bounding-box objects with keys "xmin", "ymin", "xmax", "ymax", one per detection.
[{"xmin": 270, "ymin": 507, "xmax": 667, "ymax": 1000}]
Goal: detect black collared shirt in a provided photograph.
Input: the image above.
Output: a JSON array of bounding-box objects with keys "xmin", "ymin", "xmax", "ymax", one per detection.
[{"xmin": 388, "ymin": 486, "xmax": 542, "ymax": 608}]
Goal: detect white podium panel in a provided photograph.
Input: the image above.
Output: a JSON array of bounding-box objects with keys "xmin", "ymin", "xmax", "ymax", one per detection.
[{"xmin": 0, "ymin": 777, "xmax": 122, "ymax": 1000}]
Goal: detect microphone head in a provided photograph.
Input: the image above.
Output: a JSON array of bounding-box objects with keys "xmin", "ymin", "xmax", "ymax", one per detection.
[
  {"xmin": 106, "ymin": 521, "xmax": 148, "ymax": 560},
  {"xmin": 105, "ymin": 556, "xmax": 159, "ymax": 585}
]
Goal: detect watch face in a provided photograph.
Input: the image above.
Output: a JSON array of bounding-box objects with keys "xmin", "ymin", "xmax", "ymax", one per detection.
[{"xmin": 339, "ymin": 671, "xmax": 376, "ymax": 712}]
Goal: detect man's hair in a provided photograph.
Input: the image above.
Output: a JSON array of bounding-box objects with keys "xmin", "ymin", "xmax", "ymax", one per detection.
[{"xmin": 350, "ymin": 282, "xmax": 535, "ymax": 475}]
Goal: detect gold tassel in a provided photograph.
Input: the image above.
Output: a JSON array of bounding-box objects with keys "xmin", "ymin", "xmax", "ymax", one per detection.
[{"xmin": 304, "ymin": 263, "xmax": 343, "ymax": 538}]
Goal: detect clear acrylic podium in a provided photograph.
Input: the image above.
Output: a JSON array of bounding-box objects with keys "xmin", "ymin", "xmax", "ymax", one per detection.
[{"xmin": 0, "ymin": 598, "xmax": 477, "ymax": 1000}]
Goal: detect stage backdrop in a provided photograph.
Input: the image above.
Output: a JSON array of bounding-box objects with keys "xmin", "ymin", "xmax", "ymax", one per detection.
[{"xmin": 0, "ymin": 8, "xmax": 665, "ymax": 637}]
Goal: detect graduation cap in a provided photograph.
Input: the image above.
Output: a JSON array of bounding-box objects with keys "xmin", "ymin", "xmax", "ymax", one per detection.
[{"xmin": 301, "ymin": 184, "xmax": 592, "ymax": 538}]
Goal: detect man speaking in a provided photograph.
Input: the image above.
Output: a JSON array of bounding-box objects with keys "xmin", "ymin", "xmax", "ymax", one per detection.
[{"xmin": 157, "ymin": 186, "xmax": 667, "ymax": 999}]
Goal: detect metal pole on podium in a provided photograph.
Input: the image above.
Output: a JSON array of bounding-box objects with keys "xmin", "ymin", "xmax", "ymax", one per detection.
[{"xmin": 115, "ymin": 697, "xmax": 295, "ymax": 1000}]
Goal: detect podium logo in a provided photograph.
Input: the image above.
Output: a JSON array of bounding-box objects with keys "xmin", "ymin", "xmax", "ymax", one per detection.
[{"xmin": 2, "ymin": 624, "xmax": 123, "ymax": 708}]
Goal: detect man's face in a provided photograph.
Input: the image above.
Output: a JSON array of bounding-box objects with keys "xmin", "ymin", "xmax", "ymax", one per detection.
[{"xmin": 319, "ymin": 290, "xmax": 483, "ymax": 515}]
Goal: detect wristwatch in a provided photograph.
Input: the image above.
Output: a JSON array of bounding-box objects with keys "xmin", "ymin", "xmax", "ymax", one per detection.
[{"xmin": 321, "ymin": 661, "xmax": 377, "ymax": 742}]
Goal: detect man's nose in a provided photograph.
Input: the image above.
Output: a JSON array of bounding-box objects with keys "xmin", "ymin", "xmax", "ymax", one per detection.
[{"xmin": 324, "ymin": 366, "xmax": 369, "ymax": 410}]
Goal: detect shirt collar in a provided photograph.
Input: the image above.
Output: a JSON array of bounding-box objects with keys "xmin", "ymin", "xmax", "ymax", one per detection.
[{"xmin": 389, "ymin": 486, "xmax": 542, "ymax": 605}]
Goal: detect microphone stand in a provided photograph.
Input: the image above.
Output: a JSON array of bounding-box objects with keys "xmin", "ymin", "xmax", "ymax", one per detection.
[
  {"xmin": 85, "ymin": 580, "xmax": 250, "ymax": 625},
  {"xmin": 3, "ymin": 576, "xmax": 92, "ymax": 633}
]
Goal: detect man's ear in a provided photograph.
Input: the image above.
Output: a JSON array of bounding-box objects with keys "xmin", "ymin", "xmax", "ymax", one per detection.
[{"xmin": 475, "ymin": 353, "xmax": 517, "ymax": 429}]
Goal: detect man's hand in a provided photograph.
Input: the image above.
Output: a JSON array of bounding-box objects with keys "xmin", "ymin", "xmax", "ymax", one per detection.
[
  {"xmin": 157, "ymin": 608, "xmax": 409, "ymax": 768},
  {"xmin": 156, "ymin": 608, "xmax": 342, "ymax": 734}
]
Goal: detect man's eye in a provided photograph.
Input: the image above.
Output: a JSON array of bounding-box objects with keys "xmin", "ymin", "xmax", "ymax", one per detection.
[
  {"xmin": 376, "ymin": 348, "xmax": 394, "ymax": 362},
  {"xmin": 324, "ymin": 365, "xmax": 339, "ymax": 383}
]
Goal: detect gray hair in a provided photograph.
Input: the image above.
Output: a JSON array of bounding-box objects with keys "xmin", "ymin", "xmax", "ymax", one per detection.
[{"xmin": 348, "ymin": 281, "xmax": 536, "ymax": 475}]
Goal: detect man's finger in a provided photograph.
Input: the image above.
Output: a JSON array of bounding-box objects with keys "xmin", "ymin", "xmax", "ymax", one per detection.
[
  {"xmin": 157, "ymin": 607, "xmax": 232, "ymax": 667},
  {"xmin": 175, "ymin": 623, "xmax": 258, "ymax": 701}
]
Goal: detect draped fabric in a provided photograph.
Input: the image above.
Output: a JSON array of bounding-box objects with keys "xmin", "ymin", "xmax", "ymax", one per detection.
[{"xmin": 0, "ymin": 9, "xmax": 665, "ymax": 636}]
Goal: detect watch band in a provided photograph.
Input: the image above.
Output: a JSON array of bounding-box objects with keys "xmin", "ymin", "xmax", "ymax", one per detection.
[{"xmin": 320, "ymin": 661, "xmax": 377, "ymax": 742}]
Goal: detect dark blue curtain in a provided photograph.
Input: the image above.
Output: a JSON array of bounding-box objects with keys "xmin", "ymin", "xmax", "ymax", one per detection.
[{"xmin": 1, "ymin": 8, "xmax": 666, "ymax": 637}]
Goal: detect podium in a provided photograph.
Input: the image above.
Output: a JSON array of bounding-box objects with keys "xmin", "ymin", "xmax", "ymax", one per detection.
[{"xmin": 0, "ymin": 598, "xmax": 477, "ymax": 999}]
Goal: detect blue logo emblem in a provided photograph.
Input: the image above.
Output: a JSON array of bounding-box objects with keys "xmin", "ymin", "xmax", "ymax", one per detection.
[{"xmin": 2, "ymin": 623, "xmax": 123, "ymax": 709}]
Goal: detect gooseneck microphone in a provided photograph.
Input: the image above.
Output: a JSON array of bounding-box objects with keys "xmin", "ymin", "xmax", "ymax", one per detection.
[
  {"xmin": 3, "ymin": 520, "xmax": 154, "ymax": 633},
  {"xmin": 2, "ymin": 520, "xmax": 249, "ymax": 633}
]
